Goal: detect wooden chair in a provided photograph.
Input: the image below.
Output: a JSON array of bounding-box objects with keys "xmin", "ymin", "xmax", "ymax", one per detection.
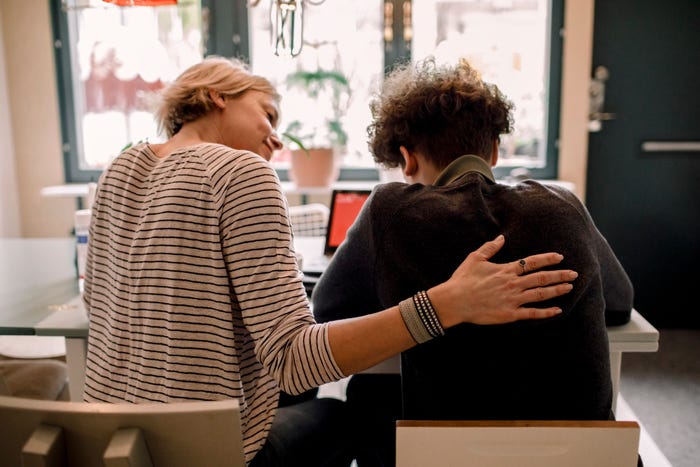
[
  {"xmin": 0, "ymin": 396, "xmax": 245, "ymax": 467},
  {"xmin": 396, "ymin": 420, "xmax": 640, "ymax": 467}
]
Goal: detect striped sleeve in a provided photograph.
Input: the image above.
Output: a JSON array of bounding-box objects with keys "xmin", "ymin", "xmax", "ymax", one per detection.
[{"xmin": 212, "ymin": 151, "xmax": 345, "ymax": 394}]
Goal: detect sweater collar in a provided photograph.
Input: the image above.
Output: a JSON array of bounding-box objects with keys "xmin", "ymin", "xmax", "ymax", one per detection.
[{"xmin": 433, "ymin": 155, "xmax": 495, "ymax": 187}]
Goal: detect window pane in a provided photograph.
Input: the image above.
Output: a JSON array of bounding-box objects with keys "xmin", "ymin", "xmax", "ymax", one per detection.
[
  {"xmin": 65, "ymin": 0, "xmax": 203, "ymax": 170},
  {"xmin": 412, "ymin": 0, "xmax": 550, "ymax": 168},
  {"xmin": 248, "ymin": 0, "xmax": 384, "ymax": 169}
]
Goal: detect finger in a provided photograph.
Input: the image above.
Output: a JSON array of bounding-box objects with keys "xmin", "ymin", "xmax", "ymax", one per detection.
[
  {"xmin": 519, "ymin": 282, "xmax": 574, "ymax": 303},
  {"xmin": 515, "ymin": 252, "xmax": 564, "ymax": 274},
  {"xmin": 519, "ymin": 270, "xmax": 578, "ymax": 288},
  {"xmin": 474, "ymin": 234, "xmax": 505, "ymax": 260},
  {"xmin": 516, "ymin": 307, "xmax": 563, "ymax": 320}
]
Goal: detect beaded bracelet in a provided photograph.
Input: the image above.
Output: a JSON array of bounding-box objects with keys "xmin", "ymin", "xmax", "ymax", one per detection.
[
  {"xmin": 399, "ymin": 291, "xmax": 445, "ymax": 344},
  {"xmin": 414, "ymin": 290, "xmax": 445, "ymax": 338}
]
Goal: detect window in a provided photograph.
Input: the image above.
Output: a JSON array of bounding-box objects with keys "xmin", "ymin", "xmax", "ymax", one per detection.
[
  {"xmin": 412, "ymin": 0, "xmax": 563, "ymax": 179},
  {"xmin": 249, "ymin": 0, "xmax": 385, "ymax": 181},
  {"xmin": 51, "ymin": 0, "xmax": 204, "ymax": 183},
  {"xmin": 52, "ymin": 0, "xmax": 562, "ymax": 183}
]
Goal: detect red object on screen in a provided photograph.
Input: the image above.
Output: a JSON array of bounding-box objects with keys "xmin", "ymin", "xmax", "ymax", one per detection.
[
  {"xmin": 103, "ymin": 0, "xmax": 177, "ymax": 6},
  {"xmin": 327, "ymin": 193, "xmax": 369, "ymax": 248}
]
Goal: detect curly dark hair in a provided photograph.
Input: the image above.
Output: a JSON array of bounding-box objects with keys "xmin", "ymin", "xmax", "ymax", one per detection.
[{"xmin": 367, "ymin": 58, "xmax": 514, "ymax": 169}]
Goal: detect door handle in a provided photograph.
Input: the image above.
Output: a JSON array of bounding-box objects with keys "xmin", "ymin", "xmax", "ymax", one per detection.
[
  {"xmin": 590, "ymin": 112, "xmax": 616, "ymax": 121},
  {"xmin": 642, "ymin": 141, "xmax": 700, "ymax": 153}
]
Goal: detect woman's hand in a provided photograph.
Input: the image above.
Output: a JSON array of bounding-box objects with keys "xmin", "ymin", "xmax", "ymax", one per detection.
[{"xmin": 429, "ymin": 235, "xmax": 578, "ymax": 327}]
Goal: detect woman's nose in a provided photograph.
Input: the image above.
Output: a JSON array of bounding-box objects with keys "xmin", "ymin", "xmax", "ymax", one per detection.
[{"xmin": 270, "ymin": 132, "xmax": 283, "ymax": 150}]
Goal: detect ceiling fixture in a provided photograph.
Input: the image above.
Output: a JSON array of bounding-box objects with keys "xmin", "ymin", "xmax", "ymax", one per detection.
[{"xmin": 250, "ymin": 0, "xmax": 328, "ymax": 57}]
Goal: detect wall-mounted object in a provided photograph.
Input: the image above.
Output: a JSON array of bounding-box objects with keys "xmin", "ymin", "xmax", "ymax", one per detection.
[{"xmin": 588, "ymin": 65, "xmax": 616, "ymax": 132}]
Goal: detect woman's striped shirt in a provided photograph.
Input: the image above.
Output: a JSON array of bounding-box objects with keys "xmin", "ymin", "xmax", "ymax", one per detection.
[{"xmin": 82, "ymin": 143, "xmax": 345, "ymax": 463}]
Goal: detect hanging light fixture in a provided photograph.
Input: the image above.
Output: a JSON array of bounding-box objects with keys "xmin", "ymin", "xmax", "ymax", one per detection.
[
  {"xmin": 249, "ymin": 0, "xmax": 327, "ymax": 58},
  {"xmin": 270, "ymin": 0, "xmax": 304, "ymax": 57}
]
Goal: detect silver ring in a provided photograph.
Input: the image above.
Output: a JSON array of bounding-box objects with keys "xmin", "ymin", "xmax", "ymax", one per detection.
[{"xmin": 519, "ymin": 259, "xmax": 527, "ymax": 275}]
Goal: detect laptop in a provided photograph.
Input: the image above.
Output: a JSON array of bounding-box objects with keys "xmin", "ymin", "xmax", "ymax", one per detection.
[{"xmin": 300, "ymin": 189, "xmax": 372, "ymax": 291}]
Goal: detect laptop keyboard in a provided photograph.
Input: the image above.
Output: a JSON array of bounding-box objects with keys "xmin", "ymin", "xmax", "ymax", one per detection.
[
  {"xmin": 301, "ymin": 271, "xmax": 322, "ymax": 297},
  {"xmin": 302, "ymin": 254, "xmax": 331, "ymax": 273}
]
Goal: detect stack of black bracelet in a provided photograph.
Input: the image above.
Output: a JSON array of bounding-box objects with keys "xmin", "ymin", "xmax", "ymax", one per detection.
[{"xmin": 399, "ymin": 290, "xmax": 445, "ymax": 344}]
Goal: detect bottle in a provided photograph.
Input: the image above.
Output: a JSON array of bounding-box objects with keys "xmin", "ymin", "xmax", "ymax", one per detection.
[{"xmin": 74, "ymin": 209, "xmax": 92, "ymax": 293}]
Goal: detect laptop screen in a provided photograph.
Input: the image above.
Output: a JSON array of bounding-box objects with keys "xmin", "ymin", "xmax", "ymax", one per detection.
[{"xmin": 324, "ymin": 189, "xmax": 371, "ymax": 255}]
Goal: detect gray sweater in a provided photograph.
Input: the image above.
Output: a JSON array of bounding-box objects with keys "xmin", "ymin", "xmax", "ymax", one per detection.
[{"xmin": 313, "ymin": 155, "xmax": 633, "ymax": 421}]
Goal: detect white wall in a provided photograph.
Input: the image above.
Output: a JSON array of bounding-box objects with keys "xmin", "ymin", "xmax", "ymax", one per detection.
[
  {"xmin": 0, "ymin": 1, "xmax": 594, "ymax": 238},
  {"xmin": 1, "ymin": 0, "xmax": 74, "ymax": 238},
  {"xmin": 0, "ymin": 4, "xmax": 21, "ymax": 237},
  {"xmin": 558, "ymin": 0, "xmax": 594, "ymax": 201}
]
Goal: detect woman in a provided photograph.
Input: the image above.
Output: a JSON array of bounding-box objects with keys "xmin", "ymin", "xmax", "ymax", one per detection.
[{"xmin": 82, "ymin": 56, "xmax": 575, "ymax": 465}]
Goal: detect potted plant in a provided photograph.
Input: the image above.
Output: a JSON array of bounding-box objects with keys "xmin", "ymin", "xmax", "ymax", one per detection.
[{"xmin": 280, "ymin": 67, "xmax": 351, "ymax": 187}]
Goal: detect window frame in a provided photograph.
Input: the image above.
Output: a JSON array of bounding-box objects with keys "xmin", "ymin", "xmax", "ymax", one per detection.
[
  {"xmin": 486, "ymin": 0, "xmax": 563, "ymax": 181},
  {"xmin": 51, "ymin": 0, "xmax": 563, "ymax": 184},
  {"xmin": 51, "ymin": 0, "xmax": 88, "ymax": 183}
]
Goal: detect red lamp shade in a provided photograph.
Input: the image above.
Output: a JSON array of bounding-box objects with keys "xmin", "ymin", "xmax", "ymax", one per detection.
[{"xmin": 103, "ymin": 1, "xmax": 178, "ymax": 6}]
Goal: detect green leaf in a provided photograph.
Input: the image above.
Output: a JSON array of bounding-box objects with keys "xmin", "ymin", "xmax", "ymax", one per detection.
[
  {"xmin": 281, "ymin": 132, "xmax": 310, "ymax": 157},
  {"xmin": 282, "ymin": 67, "xmax": 351, "ymax": 150},
  {"xmin": 120, "ymin": 139, "xmax": 146, "ymax": 152}
]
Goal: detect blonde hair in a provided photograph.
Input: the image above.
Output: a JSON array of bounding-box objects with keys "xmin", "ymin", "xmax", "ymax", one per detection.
[{"xmin": 155, "ymin": 56, "xmax": 279, "ymax": 138}]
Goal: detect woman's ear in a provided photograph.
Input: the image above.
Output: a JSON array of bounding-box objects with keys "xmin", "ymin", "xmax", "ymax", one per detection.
[
  {"xmin": 209, "ymin": 90, "xmax": 226, "ymax": 110},
  {"xmin": 400, "ymin": 146, "xmax": 418, "ymax": 177}
]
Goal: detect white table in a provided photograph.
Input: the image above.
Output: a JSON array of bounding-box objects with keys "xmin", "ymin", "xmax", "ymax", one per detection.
[
  {"xmin": 0, "ymin": 239, "xmax": 86, "ymax": 401},
  {"xmin": 44, "ymin": 301, "xmax": 659, "ymax": 409},
  {"xmin": 607, "ymin": 309, "xmax": 659, "ymax": 410},
  {"xmin": 33, "ymin": 295, "xmax": 88, "ymax": 402},
  {"xmin": 1, "ymin": 238, "xmax": 659, "ymax": 408}
]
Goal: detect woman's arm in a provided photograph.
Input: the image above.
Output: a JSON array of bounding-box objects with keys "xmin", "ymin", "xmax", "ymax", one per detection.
[
  {"xmin": 220, "ymin": 160, "xmax": 575, "ymax": 391},
  {"xmin": 328, "ymin": 235, "xmax": 576, "ymax": 375}
]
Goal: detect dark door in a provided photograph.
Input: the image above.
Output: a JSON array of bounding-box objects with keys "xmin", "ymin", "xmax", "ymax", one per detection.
[{"xmin": 586, "ymin": 0, "xmax": 700, "ymax": 327}]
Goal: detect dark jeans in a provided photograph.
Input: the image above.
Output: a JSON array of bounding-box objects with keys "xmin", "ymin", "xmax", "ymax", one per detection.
[
  {"xmin": 249, "ymin": 396, "xmax": 354, "ymax": 467},
  {"xmin": 345, "ymin": 374, "xmax": 402, "ymax": 467},
  {"xmin": 278, "ymin": 387, "xmax": 319, "ymax": 407}
]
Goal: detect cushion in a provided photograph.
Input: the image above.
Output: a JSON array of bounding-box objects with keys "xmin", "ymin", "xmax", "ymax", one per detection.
[{"xmin": 0, "ymin": 359, "xmax": 68, "ymax": 400}]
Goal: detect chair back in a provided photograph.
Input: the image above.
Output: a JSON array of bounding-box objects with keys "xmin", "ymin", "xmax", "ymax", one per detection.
[
  {"xmin": 288, "ymin": 203, "xmax": 330, "ymax": 237},
  {"xmin": 0, "ymin": 396, "xmax": 245, "ymax": 467},
  {"xmin": 396, "ymin": 420, "xmax": 640, "ymax": 467}
]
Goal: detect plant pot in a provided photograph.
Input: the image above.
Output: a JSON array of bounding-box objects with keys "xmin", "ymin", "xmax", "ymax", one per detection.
[{"xmin": 289, "ymin": 147, "xmax": 340, "ymax": 187}]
